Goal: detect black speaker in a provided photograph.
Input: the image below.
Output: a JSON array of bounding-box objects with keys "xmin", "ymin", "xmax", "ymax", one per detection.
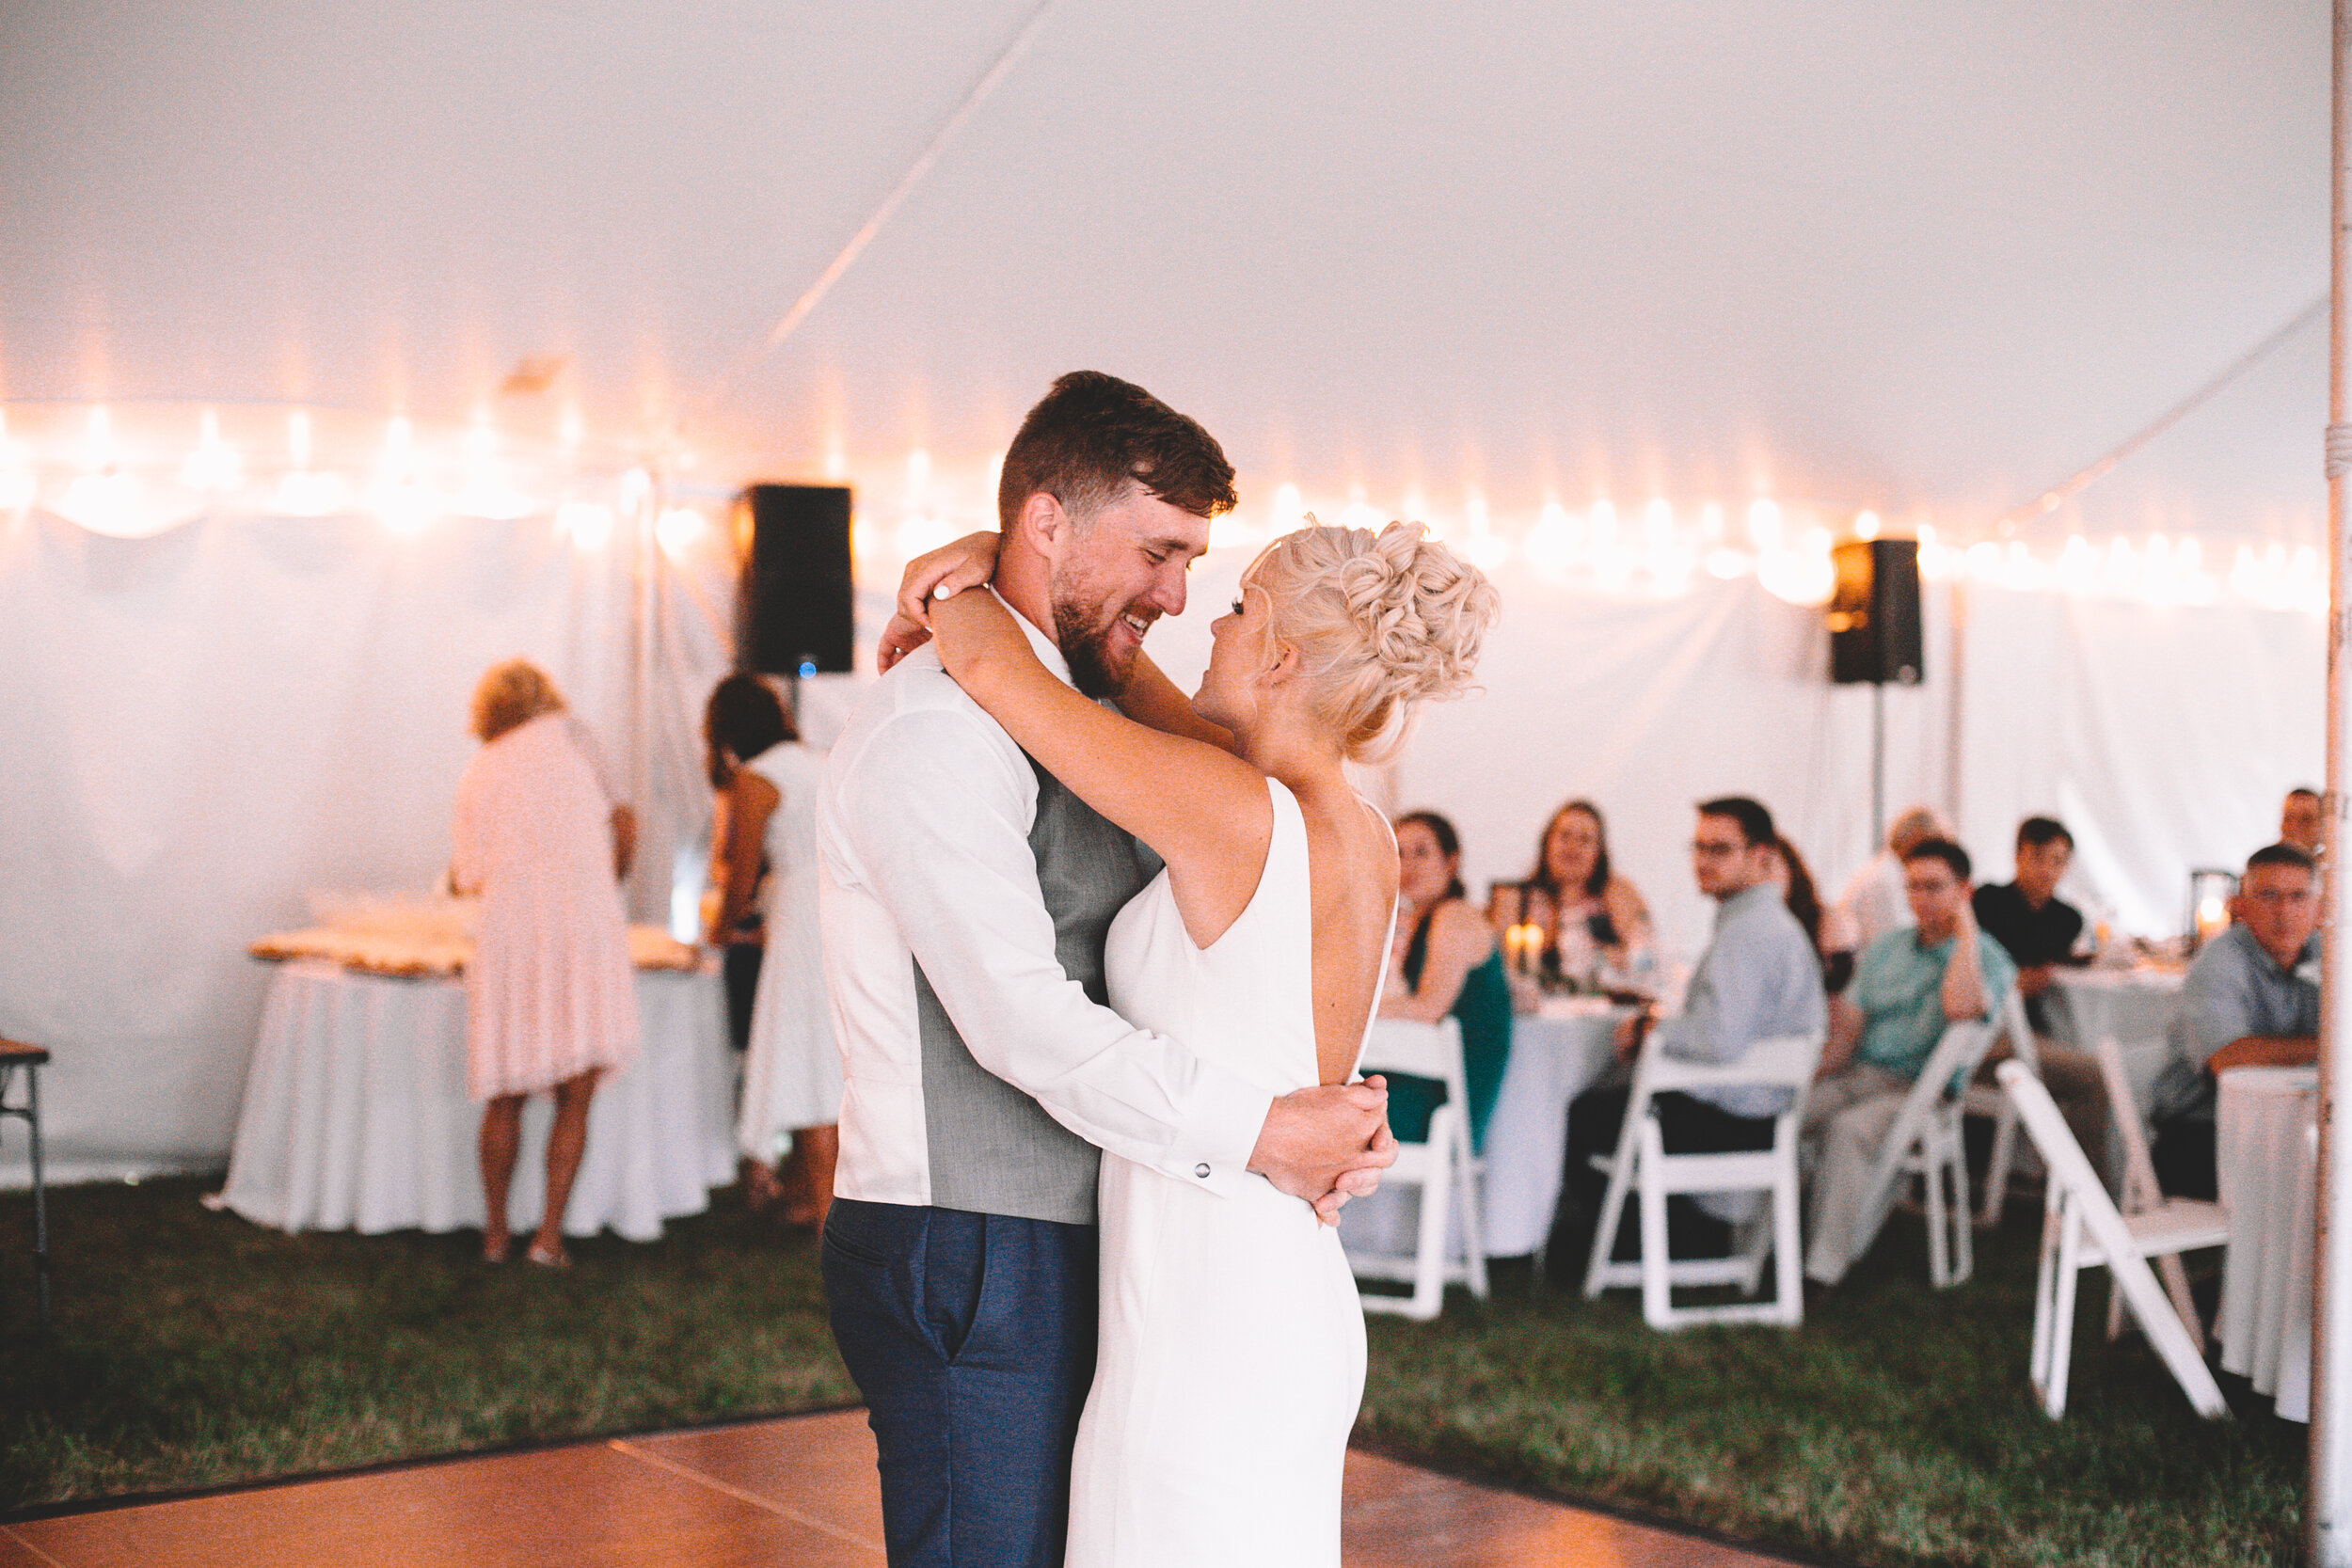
[
  {"xmin": 735, "ymin": 484, "xmax": 854, "ymax": 676},
  {"xmin": 1827, "ymin": 538, "xmax": 1924, "ymax": 685}
]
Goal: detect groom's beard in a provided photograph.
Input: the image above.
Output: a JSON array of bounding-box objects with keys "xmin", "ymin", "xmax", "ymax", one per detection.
[{"xmin": 1053, "ymin": 594, "xmax": 1141, "ymax": 699}]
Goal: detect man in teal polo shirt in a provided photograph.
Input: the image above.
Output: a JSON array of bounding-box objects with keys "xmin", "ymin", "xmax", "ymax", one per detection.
[{"xmin": 1804, "ymin": 836, "xmax": 2015, "ymax": 1285}]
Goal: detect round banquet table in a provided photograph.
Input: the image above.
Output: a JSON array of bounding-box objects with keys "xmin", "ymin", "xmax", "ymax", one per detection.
[
  {"xmin": 2044, "ymin": 968, "xmax": 2184, "ymax": 1087},
  {"xmin": 2215, "ymin": 1065, "xmax": 2317, "ymax": 1421},
  {"xmin": 219, "ymin": 958, "xmax": 738, "ymax": 1243},
  {"xmin": 1341, "ymin": 996, "xmax": 1623, "ymax": 1265}
]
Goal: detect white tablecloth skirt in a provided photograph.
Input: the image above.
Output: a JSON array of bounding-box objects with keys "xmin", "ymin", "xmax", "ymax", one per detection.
[
  {"xmin": 1342, "ymin": 1001, "xmax": 1620, "ymax": 1263},
  {"xmin": 2216, "ymin": 1066, "xmax": 2317, "ymax": 1421},
  {"xmin": 221, "ymin": 959, "xmax": 737, "ymax": 1243},
  {"xmin": 2045, "ymin": 971, "xmax": 2183, "ymax": 1108}
]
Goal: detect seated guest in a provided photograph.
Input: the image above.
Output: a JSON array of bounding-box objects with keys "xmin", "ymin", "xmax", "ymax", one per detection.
[
  {"xmin": 2282, "ymin": 786, "xmax": 2324, "ymax": 857},
  {"xmin": 1766, "ymin": 835, "xmax": 1839, "ymax": 990},
  {"xmin": 1378, "ymin": 811, "xmax": 1514, "ymax": 1154},
  {"xmin": 1970, "ymin": 815, "xmax": 2106, "ymax": 1166},
  {"xmin": 2148, "ymin": 843, "xmax": 2319, "ymax": 1201},
  {"xmin": 1823, "ymin": 804, "xmax": 1950, "ymax": 959},
  {"xmin": 1972, "ymin": 816, "xmax": 2086, "ymax": 1031},
  {"xmin": 1804, "ymin": 837, "xmax": 2015, "ymax": 1286},
  {"xmin": 1556, "ymin": 798, "xmax": 1825, "ymax": 1259},
  {"xmin": 1486, "ymin": 799, "xmax": 1652, "ymax": 978}
]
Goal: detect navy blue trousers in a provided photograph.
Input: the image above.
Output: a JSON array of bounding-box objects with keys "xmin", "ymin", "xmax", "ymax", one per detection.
[{"xmin": 821, "ymin": 1198, "xmax": 1099, "ymax": 1568}]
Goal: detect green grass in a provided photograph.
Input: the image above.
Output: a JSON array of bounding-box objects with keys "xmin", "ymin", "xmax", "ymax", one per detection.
[
  {"xmin": 0, "ymin": 1177, "xmax": 856, "ymax": 1509},
  {"xmin": 0, "ymin": 1177, "xmax": 2308, "ymax": 1566},
  {"xmin": 1359, "ymin": 1224, "xmax": 2304, "ymax": 1568}
]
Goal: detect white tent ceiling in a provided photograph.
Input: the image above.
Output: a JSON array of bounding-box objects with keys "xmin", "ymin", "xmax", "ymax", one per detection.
[{"xmin": 0, "ymin": 1, "xmax": 2329, "ymax": 546}]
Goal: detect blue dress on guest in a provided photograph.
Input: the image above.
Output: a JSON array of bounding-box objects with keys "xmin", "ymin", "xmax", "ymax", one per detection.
[{"xmin": 1382, "ymin": 904, "xmax": 1515, "ymax": 1153}]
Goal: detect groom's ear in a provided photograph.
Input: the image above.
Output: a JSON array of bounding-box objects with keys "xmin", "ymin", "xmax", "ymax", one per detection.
[{"xmin": 1015, "ymin": 491, "xmax": 1068, "ymax": 557}]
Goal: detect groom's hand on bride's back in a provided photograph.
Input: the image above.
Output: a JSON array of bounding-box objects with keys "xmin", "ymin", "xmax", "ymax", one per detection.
[{"xmin": 1248, "ymin": 1075, "xmax": 1399, "ymax": 1225}]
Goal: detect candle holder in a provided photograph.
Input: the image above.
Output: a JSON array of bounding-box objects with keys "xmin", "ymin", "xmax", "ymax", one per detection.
[{"xmin": 2185, "ymin": 868, "xmax": 2238, "ymax": 953}]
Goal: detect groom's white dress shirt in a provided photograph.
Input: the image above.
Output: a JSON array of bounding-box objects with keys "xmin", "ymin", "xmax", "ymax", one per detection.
[{"xmin": 817, "ymin": 602, "xmax": 1270, "ymax": 1222}]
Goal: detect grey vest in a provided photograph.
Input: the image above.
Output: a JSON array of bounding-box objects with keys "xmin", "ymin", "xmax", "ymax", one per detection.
[{"xmin": 912, "ymin": 755, "xmax": 1160, "ymax": 1226}]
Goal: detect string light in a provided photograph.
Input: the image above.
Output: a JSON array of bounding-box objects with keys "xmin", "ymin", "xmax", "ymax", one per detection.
[
  {"xmin": 1271, "ymin": 484, "xmax": 1305, "ymax": 530},
  {"xmin": 1524, "ymin": 500, "xmax": 1576, "ymax": 574},
  {"xmin": 561, "ymin": 501, "xmax": 614, "ymax": 549},
  {"xmin": 179, "ymin": 410, "xmax": 242, "ymax": 492},
  {"xmin": 656, "ymin": 506, "xmax": 707, "ymax": 555},
  {"xmin": 0, "ymin": 404, "xmax": 2330, "ymax": 615}
]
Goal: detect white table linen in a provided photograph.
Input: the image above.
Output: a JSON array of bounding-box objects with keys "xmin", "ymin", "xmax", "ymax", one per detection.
[
  {"xmin": 220, "ymin": 958, "xmax": 737, "ymax": 1243},
  {"xmin": 1341, "ymin": 997, "xmax": 1622, "ymax": 1263},
  {"xmin": 1479, "ymin": 1000, "xmax": 1626, "ymax": 1256},
  {"xmin": 2216, "ymin": 1065, "xmax": 2317, "ymax": 1421},
  {"xmin": 2045, "ymin": 969, "xmax": 2184, "ymax": 1103},
  {"xmin": 2045, "ymin": 968, "xmax": 2185, "ymax": 1192}
]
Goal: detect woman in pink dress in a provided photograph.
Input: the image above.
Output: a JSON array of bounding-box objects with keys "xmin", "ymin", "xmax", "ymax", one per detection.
[{"xmin": 450, "ymin": 659, "xmax": 639, "ymax": 1266}]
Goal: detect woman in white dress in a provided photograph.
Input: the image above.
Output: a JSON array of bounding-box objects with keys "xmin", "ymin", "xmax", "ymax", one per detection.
[
  {"xmin": 702, "ymin": 673, "xmax": 843, "ymax": 1227},
  {"xmin": 921, "ymin": 519, "xmax": 1495, "ymax": 1566},
  {"xmin": 450, "ymin": 659, "xmax": 639, "ymax": 1267}
]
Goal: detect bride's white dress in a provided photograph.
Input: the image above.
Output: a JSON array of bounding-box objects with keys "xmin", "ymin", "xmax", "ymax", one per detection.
[{"xmin": 1066, "ymin": 776, "xmax": 1374, "ymax": 1567}]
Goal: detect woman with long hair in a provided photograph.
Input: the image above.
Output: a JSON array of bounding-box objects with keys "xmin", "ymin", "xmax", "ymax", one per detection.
[
  {"xmin": 1377, "ymin": 810, "xmax": 1514, "ymax": 1152},
  {"xmin": 1486, "ymin": 799, "xmax": 1652, "ymax": 975},
  {"xmin": 704, "ymin": 673, "xmax": 840, "ymax": 1227}
]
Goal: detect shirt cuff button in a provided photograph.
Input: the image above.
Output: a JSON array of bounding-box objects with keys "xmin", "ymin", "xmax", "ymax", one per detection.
[{"xmin": 1194, "ymin": 1164, "xmax": 1212, "ymax": 1180}]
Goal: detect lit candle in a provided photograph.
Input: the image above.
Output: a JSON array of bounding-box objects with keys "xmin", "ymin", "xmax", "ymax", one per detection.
[{"xmin": 2195, "ymin": 894, "xmax": 2229, "ymax": 945}]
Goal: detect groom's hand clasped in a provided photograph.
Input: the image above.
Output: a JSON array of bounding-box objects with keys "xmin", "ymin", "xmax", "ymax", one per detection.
[{"xmin": 1248, "ymin": 1074, "xmax": 1399, "ymax": 1226}]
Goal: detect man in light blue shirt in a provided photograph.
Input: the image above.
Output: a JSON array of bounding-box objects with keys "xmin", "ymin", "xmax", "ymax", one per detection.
[
  {"xmin": 2149, "ymin": 842, "xmax": 2320, "ymax": 1200},
  {"xmin": 1804, "ymin": 836, "xmax": 2014, "ymax": 1285},
  {"xmin": 1556, "ymin": 797, "xmax": 1825, "ymax": 1259}
]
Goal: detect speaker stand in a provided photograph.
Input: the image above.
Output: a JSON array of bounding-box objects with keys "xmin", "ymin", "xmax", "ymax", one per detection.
[{"xmin": 1870, "ymin": 681, "xmax": 1886, "ymax": 852}]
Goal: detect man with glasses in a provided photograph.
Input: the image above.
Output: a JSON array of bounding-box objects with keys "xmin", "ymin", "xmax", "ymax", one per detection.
[
  {"xmin": 1551, "ymin": 797, "xmax": 1825, "ymax": 1269},
  {"xmin": 1804, "ymin": 837, "xmax": 2016, "ymax": 1286},
  {"xmin": 2148, "ymin": 842, "xmax": 2320, "ymax": 1200}
]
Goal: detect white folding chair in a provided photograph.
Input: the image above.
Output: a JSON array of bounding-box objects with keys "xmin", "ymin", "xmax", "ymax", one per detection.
[
  {"xmin": 1845, "ymin": 1015, "xmax": 2001, "ymax": 1289},
  {"xmin": 2090, "ymin": 1031, "xmax": 2204, "ymax": 1345},
  {"xmin": 1968, "ymin": 988, "xmax": 2040, "ymax": 1228},
  {"xmin": 1350, "ymin": 1017, "xmax": 1487, "ymax": 1320},
  {"xmin": 1581, "ymin": 1032, "xmax": 1825, "ymax": 1330},
  {"xmin": 1995, "ymin": 1062, "xmax": 2230, "ymax": 1419}
]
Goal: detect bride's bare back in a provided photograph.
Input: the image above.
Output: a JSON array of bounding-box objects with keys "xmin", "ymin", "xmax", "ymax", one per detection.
[{"xmin": 1291, "ymin": 776, "xmax": 1401, "ymax": 1085}]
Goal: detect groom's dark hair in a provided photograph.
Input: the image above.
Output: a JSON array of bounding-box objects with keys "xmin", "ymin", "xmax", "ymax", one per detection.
[{"xmin": 997, "ymin": 371, "xmax": 1237, "ymax": 531}]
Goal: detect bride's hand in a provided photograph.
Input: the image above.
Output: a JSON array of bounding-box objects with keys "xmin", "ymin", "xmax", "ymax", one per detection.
[
  {"xmin": 927, "ymin": 581, "xmax": 1026, "ymax": 686},
  {"xmin": 877, "ymin": 531, "xmax": 1003, "ymax": 673}
]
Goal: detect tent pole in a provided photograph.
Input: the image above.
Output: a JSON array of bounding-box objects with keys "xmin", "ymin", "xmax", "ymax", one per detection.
[
  {"xmin": 2313, "ymin": 4, "xmax": 2352, "ymax": 1560},
  {"xmin": 1944, "ymin": 581, "xmax": 1966, "ymax": 832},
  {"xmin": 1870, "ymin": 679, "xmax": 1886, "ymax": 853}
]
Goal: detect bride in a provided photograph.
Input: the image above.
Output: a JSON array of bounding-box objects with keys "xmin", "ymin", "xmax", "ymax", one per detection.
[{"xmin": 911, "ymin": 517, "xmax": 1495, "ymax": 1565}]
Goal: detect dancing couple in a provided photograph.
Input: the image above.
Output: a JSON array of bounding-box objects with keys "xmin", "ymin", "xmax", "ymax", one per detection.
[{"xmin": 817, "ymin": 371, "xmax": 1496, "ymax": 1566}]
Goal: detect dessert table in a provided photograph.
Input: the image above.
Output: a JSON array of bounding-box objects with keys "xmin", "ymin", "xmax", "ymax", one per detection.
[
  {"xmin": 1341, "ymin": 995, "xmax": 1624, "ymax": 1265},
  {"xmin": 2215, "ymin": 1065, "xmax": 2317, "ymax": 1421},
  {"xmin": 219, "ymin": 958, "xmax": 737, "ymax": 1243}
]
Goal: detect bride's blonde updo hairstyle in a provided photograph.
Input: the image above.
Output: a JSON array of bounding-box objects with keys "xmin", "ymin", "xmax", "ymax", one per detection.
[{"xmin": 1246, "ymin": 519, "xmax": 1498, "ymax": 762}]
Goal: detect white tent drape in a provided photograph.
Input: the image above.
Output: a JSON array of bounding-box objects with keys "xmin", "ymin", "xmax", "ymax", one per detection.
[
  {"xmin": 0, "ymin": 507, "xmax": 2324, "ymax": 1182},
  {"xmin": 0, "ymin": 505, "xmax": 729, "ymax": 1182}
]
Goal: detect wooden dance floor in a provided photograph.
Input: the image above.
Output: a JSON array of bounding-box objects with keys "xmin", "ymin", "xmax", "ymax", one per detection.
[{"xmin": 0, "ymin": 1410, "xmax": 1804, "ymax": 1567}]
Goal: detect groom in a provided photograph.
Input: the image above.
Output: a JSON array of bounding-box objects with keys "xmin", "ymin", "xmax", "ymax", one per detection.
[{"xmin": 816, "ymin": 371, "xmax": 1395, "ymax": 1568}]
